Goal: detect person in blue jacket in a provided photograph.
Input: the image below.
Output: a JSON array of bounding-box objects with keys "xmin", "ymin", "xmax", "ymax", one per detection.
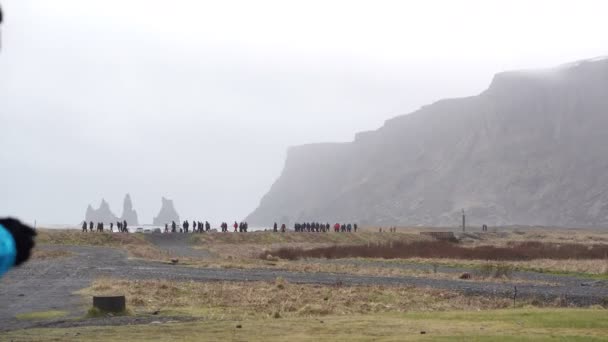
[{"xmin": 0, "ymin": 218, "xmax": 36, "ymax": 277}]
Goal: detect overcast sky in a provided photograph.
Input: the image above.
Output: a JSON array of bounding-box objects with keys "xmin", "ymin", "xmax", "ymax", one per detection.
[{"xmin": 1, "ymin": 0, "xmax": 607, "ymax": 226}]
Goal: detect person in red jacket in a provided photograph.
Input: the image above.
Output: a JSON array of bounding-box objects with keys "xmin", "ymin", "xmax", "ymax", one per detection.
[
  {"xmin": 233, "ymin": 221, "xmax": 238, "ymax": 232},
  {"xmin": 334, "ymin": 223, "xmax": 340, "ymax": 232}
]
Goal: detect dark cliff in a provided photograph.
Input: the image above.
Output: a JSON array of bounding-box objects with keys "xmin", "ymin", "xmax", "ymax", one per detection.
[{"xmin": 246, "ymin": 57, "xmax": 608, "ymax": 227}]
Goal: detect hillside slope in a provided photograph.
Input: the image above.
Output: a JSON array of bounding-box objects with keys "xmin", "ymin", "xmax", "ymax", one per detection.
[{"xmin": 247, "ymin": 57, "xmax": 608, "ymax": 227}]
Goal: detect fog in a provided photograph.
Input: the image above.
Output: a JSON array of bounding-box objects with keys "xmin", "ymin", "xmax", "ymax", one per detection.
[{"xmin": 1, "ymin": 0, "xmax": 607, "ymax": 225}]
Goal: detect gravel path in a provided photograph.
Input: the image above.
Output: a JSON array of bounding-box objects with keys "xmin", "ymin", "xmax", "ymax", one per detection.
[
  {"xmin": 1, "ymin": 244, "xmax": 607, "ymax": 331},
  {"xmin": 143, "ymin": 233, "xmax": 215, "ymax": 259}
]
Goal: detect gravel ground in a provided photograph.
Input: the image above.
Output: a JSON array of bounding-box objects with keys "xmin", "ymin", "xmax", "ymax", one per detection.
[
  {"xmin": 143, "ymin": 233, "xmax": 216, "ymax": 259},
  {"xmin": 1, "ymin": 244, "xmax": 607, "ymax": 331}
]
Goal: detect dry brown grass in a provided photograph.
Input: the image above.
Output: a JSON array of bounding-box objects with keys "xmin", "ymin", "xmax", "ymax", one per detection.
[
  {"xmin": 260, "ymin": 261, "xmax": 553, "ymax": 285},
  {"xmin": 191, "ymin": 231, "xmax": 425, "ymax": 245},
  {"xmin": 404, "ymin": 257, "xmax": 608, "ymax": 276},
  {"xmin": 36, "ymin": 229, "xmax": 149, "ymax": 247},
  {"xmin": 192, "ymin": 232, "xmax": 428, "ymax": 259},
  {"xmin": 31, "ymin": 249, "xmax": 73, "ymax": 260},
  {"xmin": 36, "ymin": 229, "xmax": 169, "ymax": 261},
  {"xmin": 266, "ymin": 240, "xmax": 608, "ymax": 261},
  {"xmin": 79, "ymin": 278, "xmax": 527, "ymax": 320},
  {"xmin": 375, "ymin": 227, "xmax": 608, "ymax": 245}
]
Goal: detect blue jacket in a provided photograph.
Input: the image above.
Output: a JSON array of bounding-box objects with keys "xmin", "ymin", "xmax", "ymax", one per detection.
[{"xmin": 0, "ymin": 223, "xmax": 17, "ymax": 277}]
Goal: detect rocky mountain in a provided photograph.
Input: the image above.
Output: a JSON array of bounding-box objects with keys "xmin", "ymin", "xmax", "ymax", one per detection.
[
  {"xmin": 120, "ymin": 194, "xmax": 139, "ymax": 225},
  {"xmin": 85, "ymin": 199, "xmax": 119, "ymax": 223},
  {"xmin": 152, "ymin": 197, "xmax": 180, "ymax": 225},
  {"xmin": 246, "ymin": 57, "xmax": 608, "ymax": 227}
]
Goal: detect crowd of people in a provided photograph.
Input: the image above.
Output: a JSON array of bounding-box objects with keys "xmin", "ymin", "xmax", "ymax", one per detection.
[
  {"xmin": 82, "ymin": 220, "xmax": 128, "ymax": 233},
  {"xmin": 164, "ymin": 220, "xmax": 213, "ymax": 233},
  {"xmin": 81, "ymin": 220, "xmax": 359, "ymax": 233},
  {"xmin": 286, "ymin": 222, "xmax": 358, "ymax": 232},
  {"xmin": 216, "ymin": 221, "xmax": 249, "ymax": 233}
]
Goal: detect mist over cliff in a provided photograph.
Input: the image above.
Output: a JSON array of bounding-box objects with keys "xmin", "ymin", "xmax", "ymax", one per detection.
[{"xmin": 246, "ymin": 57, "xmax": 608, "ymax": 227}]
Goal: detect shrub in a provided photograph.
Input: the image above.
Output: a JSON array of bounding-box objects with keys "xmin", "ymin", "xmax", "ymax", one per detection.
[{"xmin": 262, "ymin": 240, "xmax": 608, "ymax": 261}]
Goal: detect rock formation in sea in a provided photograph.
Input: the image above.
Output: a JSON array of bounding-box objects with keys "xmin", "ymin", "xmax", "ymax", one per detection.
[
  {"xmin": 84, "ymin": 199, "xmax": 119, "ymax": 223},
  {"xmin": 120, "ymin": 193, "xmax": 139, "ymax": 225},
  {"xmin": 152, "ymin": 197, "xmax": 180, "ymax": 225}
]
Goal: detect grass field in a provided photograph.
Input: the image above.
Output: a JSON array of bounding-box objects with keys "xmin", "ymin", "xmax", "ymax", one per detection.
[
  {"xmin": 3, "ymin": 309, "xmax": 607, "ymax": 341},
  {"xmin": 36, "ymin": 229, "xmax": 608, "ymax": 277},
  {"xmin": 76, "ymin": 278, "xmax": 526, "ymax": 319},
  {"xmin": 15, "ymin": 310, "xmax": 68, "ymax": 321},
  {"xmin": 15, "ymin": 229, "xmax": 608, "ymax": 340}
]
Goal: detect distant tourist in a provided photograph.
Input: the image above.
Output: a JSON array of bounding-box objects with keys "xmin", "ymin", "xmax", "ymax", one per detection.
[{"xmin": 82, "ymin": 221, "xmax": 87, "ymax": 232}]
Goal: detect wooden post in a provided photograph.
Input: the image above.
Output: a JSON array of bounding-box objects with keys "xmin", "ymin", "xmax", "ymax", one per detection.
[
  {"xmin": 93, "ymin": 295, "xmax": 126, "ymax": 313},
  {"xmin": 462, "ymin": 209, "xmax": 466, "ymax": 232}
]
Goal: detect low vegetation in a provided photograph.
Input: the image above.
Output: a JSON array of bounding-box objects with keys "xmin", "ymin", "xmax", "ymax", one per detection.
[
  {"xmin": 86, "ymin": 307, "xmax": 131, "ymax": 318},
  {"xmin": 194, "ymin": 231, "xmax": 426, "ymax": 259},
  {"xmin": 78, "ymin": 278, "xmax": 532, "ymax": 320},
  {"xmin": 36, "ymin": 229, "xmax": 169, "ymax": 261},
  {"xmin": 399, "ymin": 257, "xmax": 608, "ymax": 278},
  {"xmin": 4, "ymin": 308, "xmax": 608, "ymax": 341},
  {"xmin": 15, "ymin": 310, "xmax": 67, "ymax": 320},
  {"xmin": 11, "ymin": 229, "xmax": 608, "ymax": 340},
  {"xmin": 190, "ymin": 231, "xmax": 424, "ymax": 245},
  {"xmin": 36, "ymin": 229, "xmax": 149, "ymax": 247},
  {"xmin": 265, "ymin": 240, "xmax": 608, "ymax": 261}
]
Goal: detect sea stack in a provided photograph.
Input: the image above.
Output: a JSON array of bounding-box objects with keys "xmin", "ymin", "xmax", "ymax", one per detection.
[
  {"xmin": 85, "ymin": 199, "xmax": 119, "ymax": 223},
  {"xmin": 153, "ymin": 197, "xmax": 180, "ymax": 225},
  {"xmin": 120, "ymin": 193, "xmax": 139, "ymax": 225}
]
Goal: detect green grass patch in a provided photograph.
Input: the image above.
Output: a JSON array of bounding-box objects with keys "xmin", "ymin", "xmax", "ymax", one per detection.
[
  {"xmin": 86, "ymin": 307, "xmax": 131, "ymax": 318},
  {"xmin": 4, "ymin": 309, "xmax": 608, "ymax": 341},
  {"xmin": 405, "ymin": 308, "xmax": 608, "ymax": 329},
  {"xmin": 15, "ymin": 310, "xmax": 67, "ymax": 320}
]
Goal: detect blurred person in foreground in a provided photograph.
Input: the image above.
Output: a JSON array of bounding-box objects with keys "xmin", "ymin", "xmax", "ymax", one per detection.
[{"xmin": 0, "ymin": 218, "xmax": 36, "ymax": 277}]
